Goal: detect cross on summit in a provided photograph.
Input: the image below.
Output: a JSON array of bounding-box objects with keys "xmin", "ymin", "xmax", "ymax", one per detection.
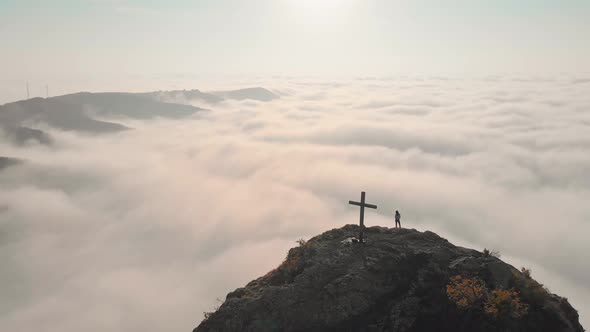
[{"xmin": 349, "ymin": 191, "xmax": 377, "ymax": 243}]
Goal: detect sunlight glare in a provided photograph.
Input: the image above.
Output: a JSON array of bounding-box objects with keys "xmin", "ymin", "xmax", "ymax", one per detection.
[{"xmin": 285, "ymin": 0, "xmax": 357, "ymax": 22}]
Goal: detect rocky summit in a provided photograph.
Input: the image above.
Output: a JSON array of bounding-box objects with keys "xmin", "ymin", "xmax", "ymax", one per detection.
[{"xmin": 194, "ymin": 225, "xmax": 584, "ymax": 332}]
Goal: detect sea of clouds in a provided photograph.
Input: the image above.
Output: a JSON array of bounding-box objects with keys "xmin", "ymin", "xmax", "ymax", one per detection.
[{"xmin": 1, "ymin": 76, "xmax": 589, "ymax": 331}]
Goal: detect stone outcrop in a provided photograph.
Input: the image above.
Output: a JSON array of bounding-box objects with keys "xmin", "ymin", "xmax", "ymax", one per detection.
[{"xmin": 194, "ymin": 225, "xmax": 584, "ymax": 332}]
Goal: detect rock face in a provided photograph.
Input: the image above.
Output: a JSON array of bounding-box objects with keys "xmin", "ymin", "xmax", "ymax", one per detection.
[{"xmin": 194, "ymin": 225, "xmax": 584, "ymax": 332}]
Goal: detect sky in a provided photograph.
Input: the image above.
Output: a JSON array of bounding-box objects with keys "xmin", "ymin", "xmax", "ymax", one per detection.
[
  {"xmin": 1, "ymin": 0, "xmax": 589, "ymax": 102},
  {"xmin": 1, "ymin": 1, "xmax": 590, "ymax": 331}
]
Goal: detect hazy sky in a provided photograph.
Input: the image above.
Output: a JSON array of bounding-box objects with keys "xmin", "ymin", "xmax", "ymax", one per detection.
[{"xmin": 1, "ymin": 0, "xmax": 589, "ymax": 87}]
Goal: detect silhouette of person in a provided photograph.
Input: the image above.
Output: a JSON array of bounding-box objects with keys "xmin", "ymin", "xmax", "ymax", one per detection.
[{"xmin": 395, "ymin": 210, "xmax": 401, "ymax": 228}]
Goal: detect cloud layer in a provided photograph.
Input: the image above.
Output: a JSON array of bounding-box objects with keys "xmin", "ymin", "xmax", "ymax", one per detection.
[{"xmin": 1, "ymin": 76, "xmax": 589, "ymax": 331}]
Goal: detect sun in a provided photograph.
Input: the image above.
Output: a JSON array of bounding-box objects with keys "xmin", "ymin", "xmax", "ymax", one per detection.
[
  {"xmin": 294, "ymin": 0, "xmax": 348, "ymax": 10},
  {"xmin": 284, "ymin": 0, "xmax": 356, "ymax": 22}
]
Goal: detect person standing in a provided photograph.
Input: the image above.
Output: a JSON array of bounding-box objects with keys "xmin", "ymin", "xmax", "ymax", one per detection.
[{"xmin": 395, "ymin": 210, "xmax": 401, "ymax": 228}]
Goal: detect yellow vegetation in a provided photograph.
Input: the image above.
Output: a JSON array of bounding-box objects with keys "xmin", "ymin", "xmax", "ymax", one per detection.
[
  {"xmin": 484, "ymin": 289, "xmax": 529, "ymax": 319},
  {"xmin": 446, "ymin": 275, "xmax": 487, "ymax": 309},
  {"xmin": 447, "ymin": 275, "xmax": 528, "ymax": 321}
]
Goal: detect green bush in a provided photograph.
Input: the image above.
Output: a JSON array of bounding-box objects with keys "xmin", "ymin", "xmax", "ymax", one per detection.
[{"xmin": 512, "ymin": 268, "xmax": 549, "ymax": 307}]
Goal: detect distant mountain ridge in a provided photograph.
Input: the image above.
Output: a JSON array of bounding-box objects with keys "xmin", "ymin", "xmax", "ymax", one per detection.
[
  {"xmin": 211, "ymin": 87, "xmax": 280, "ymax": 102},
  {"xmin": 144, "ymin": 87, "xmax": 279, "ymax": 103},
  {"xmin": 0, "ymin": 87, "xmax": 278, "ymax": 144},
  {"xmin": 0, "ymin": 97, "xmax": 128, "ymax": 142},
  {"xmin": 0, "ymin": 125, "xmax": 53, "ymax": 146},
  {"xmin": 0, "ymin": 156, "xmax": 21, "ymax": 170},
  {"xmin": 141, "ymin": 89, "xmax": 224, "ymax": 104},
  {"xmin": 195, "ymin": 225, "xmax": 584, "ymax": 332},
  {"xmin": 55, "ymin": 92, "xmax": 202, "ymax": 120}
]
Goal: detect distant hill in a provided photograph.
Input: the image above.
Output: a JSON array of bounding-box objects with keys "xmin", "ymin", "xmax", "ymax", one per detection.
[
  {"xmin": 0, "ymin": 97, "xmax": 127, "ymax": 134},
  {"xmin": 212, "ymin": 87, "xmax": 279, "ymax": 102},
  {"xmin": 0, "ymin": 156, "xmax": 21, "ymax": 170},
  {"xmin": 195, "ymin": 225, "xmax": 584, "ymax": 332},
  {"xmin": 0, "ymin": 92, "xmax": 204, "ymax": 137},
  {"xmin": 145, "ymin": 87, "xmax": 280, "ymax": 103},
  {"xmin": 56, "ymin": 92, "xmax": 204, "ymax": 119},
  {"xmin": 0, "ymin": 88, "xmax": 276, "ymax": 140},
  {"xmin": 141, "ymin": 89, "xmax": 224, "ymax": 104},
  {"xmin": 0, "ymin": 125, "xmax": 53, "ymax": 145}
]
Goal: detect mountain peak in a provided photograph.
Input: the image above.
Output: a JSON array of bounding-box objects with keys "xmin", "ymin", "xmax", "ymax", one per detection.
[{"xmin": 194, "ymin": 225, "xmax": 583, "ymax": 332}]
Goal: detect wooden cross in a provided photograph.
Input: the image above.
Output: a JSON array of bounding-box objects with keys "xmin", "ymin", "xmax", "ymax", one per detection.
[{"xmin": 349, "ymin": 191, "xmax": 377, "ymax": 242}]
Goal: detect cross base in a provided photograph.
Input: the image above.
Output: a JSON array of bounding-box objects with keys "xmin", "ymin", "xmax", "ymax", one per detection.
[
  {"xmin": 348, "ymin": 191, "xmax": 377, "ymax": 244},
  {"xmin": 351, "ymin": 237, "xmax": 367, "ymax": 244}
]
